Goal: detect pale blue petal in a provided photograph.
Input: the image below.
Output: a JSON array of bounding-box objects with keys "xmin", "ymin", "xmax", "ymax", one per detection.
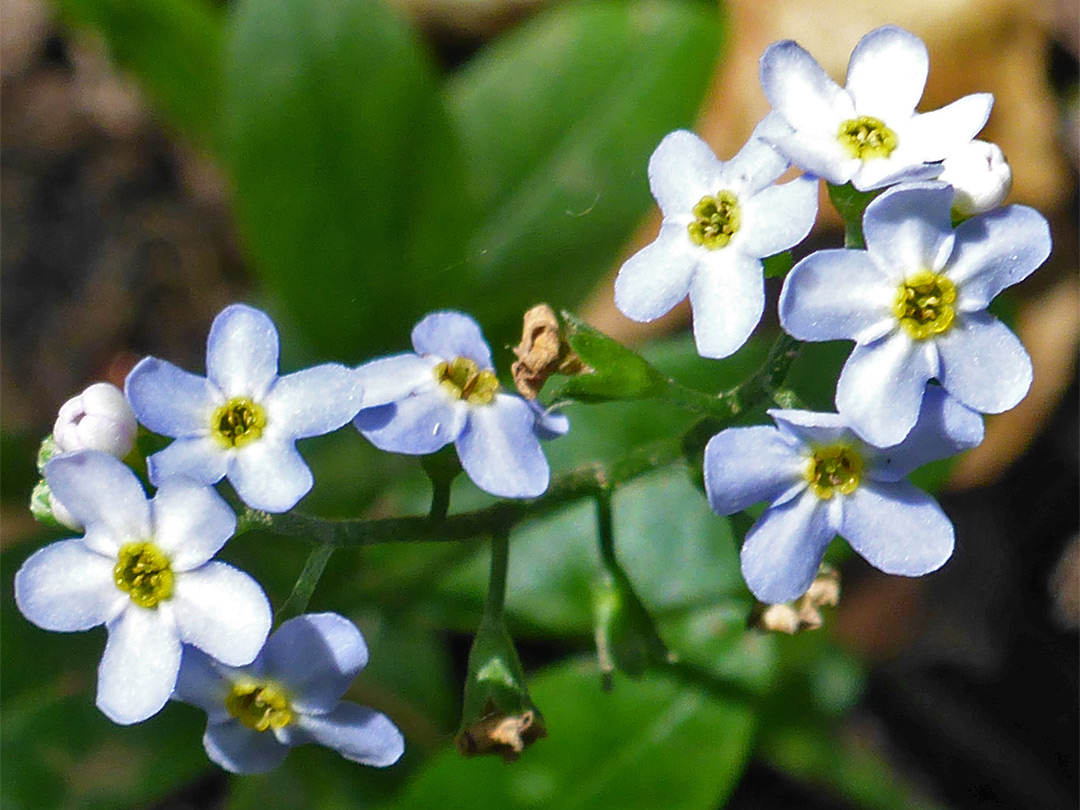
[
  {"xmin": 356, "ymin": 353, "xmax": 439, "ymax": 408},
  {"xmin": 614, "ymin": 224, "xmax": 696, "ymax": 322},
  {"xmin": 173, "ymin": 646, "xmax": 233, "ymax": 723},
  {"xmin": 845, "ymin": 25, "xmax": 927, "ymax": 123},
  {"xmin": 936, "ymin": 312, "xmax": 1032, "ymax": 413},
  {"xmin": 688, "ymin": 251, "xmax": 764, "ymax": 359},
  {"xmin": 98, "ymin": 606, "xmax": 181, "ymax": 724},
  {"xmin": 762, "ymin": 125, "xmax": 856, "ymax": 186},
  {"xmin": 767, "ymin": 409, "xmax": 854, "ymax": 449},
  {"xmin": 835, "ymin": 332, "xmax": 935, "ymax": 447},
  {"xmin": 263, "ymin": 613, "xmax": 368, "ymax": 716},
  {"xmin": 863, "ymin": 183, "xmax": 955, "ymax": 278},
  {"xmin": 741, "ymin": 491, "xmax": 833, "ymax": 604},
  {"xmin": 456, "ymin": 395, "xmax": 549, "ymax": 498},
  {"xmin": 901, "ymin": 94, "xmax": 993, "ymax": 162},
  {"xmin": 206, "ymin": 304, "xmax": 280, "ymax": 400},
  {"xmin": 172, "ymin": 562, "xmax": 271, "ymax": 667},
  {"xmin": 647, "ymin": 130, "xmax": 722, "ymax": 217},
  {"xmin": 703, "ymin": 426, "xmax": 805, "ymax": 514},
  {"xmin": 529, "ymin": 401, "xmax": 569, "ymax": 440},
  {"xmin": 151, "ymin": 480, "xmax": 236, "ymax": 570},
  {"xmin": 867, "ymin": 386, "xmax": 984, "ymax": 481},
  {"xmin": 779, "ymin": 249, "xmax": 894, "ymax": 342},
  {"xmin": 228, "ymin": 439, "xmax": 312, "ymax": 513},
  {"xmin": 46, "ymin": 451, "xmax": 150, "ymax": 553},
  {"xmin": 147, "ymin": 436, "xmax": 229, "ymax": 488},
  {"xmin": 266, "ymin": 365, "xmax": 363, "ymax": 439},
  {"xmin": 947, "ymin": 206, "xmax": 1052, "ymax": 310},
  {"xmin": 15, "ymin": 539, "xmax": 124, "ymax": 631},
  {"xmin": 125, "ymin": 357, "xmax": 220, "ymax": 437},
  {"xmin": 760, "ymin": 40, "xmax": 854, "ymax": 136},
  {"xmin": 850, "ymin": 157, "xmax": 943, "ymax": 192},
  {"xmin": 285, "ymin": 704, "xmax": 404, "ymax": 767},
  {"xmin": 203, "ymin": 720, "xmax": 289, "ymax": 774},
  {"xmin": 411, "ymin": 311, "xmax": 493, "ymax": 368},
  {"xmin": 841, "ymin": 481, "xmax": 953, "ymax": 576},
  {"xmin": 737, "ymin": 175, "xmax": 818, "ymax": 259},
  {"xmin": 717, "ymin": 131, "xmax": 789, "ymax": 197},
  {"xmin": 355, "ymin": 389, "xmax": 465, "ymax": 455}
]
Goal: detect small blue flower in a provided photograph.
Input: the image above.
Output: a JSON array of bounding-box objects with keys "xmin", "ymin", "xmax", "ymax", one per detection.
[
  {"xmin": 614, "ymin": 127, "xmax": 817, "ymax": 359},
  {"xmin": 704, "ymin": 387, "xmax": 983, "ymax": 604},
  {"xmin": 173, "ymin": 612, "xmax": 405, "ymax": 774},
  {"xmin": 758, "ymin": 25, "xmax": 993, "ymax": 191},
  {"xmin": 15, "ymin": 451, "xmax": 271, "ymax": 725},
  {"xmin": 779, "ymin": 181, "xmax": 1051, "ymax": 446},
  {"xmin": 125, "ymin": 304, "xmax": 362, "ymax": 513},
  {"xmin": 354, "ymin": 311, "xmax": 567, "ymax": 499}
]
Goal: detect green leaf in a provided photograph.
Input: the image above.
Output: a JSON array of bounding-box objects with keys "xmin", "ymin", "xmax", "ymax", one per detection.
[
  {"xmin": 390, "ymin": 659, "xmax": 755, "ymax": 810},
  {"xmin": 551, "ymin": 312, "xmax": 666, "ymax": 402},
  {"xmin": 221, "ymin": 0, "xmax": 473, "ymax": 360},
  {"xmin": 53, "ymin": 0, "xmax": 224, "ymax": 146}
]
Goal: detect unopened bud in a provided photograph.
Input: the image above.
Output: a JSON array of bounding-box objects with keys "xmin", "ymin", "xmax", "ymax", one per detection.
[
  {"xmin": 939, "ymin": 140, "xmax": 1012, "ymax": 217},
  {"xmin": 53, "ymin": 382, "xmax": 137, "ymax": 459},
  {"xmin": 754, "ymin": 564, "xmax": 840, "ymax": 634}
]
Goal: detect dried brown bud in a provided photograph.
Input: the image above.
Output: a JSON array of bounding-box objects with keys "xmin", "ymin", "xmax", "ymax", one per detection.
[
  {"xmin": 754, "ymin": 564, "xmax": 841, "ymax": 635},
  {"xmin": 454, "ymin": 700, "xmax": 547, "ymax": 762},
  {"xmin": 511, "ymin": 304, "xmax": 586, "ymax": 399}
]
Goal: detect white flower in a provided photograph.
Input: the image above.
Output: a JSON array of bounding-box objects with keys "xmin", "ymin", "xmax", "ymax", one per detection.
[
  {"xmin": 938, "ymin": 140, "xmax": 1012, "ymax": 216},
  {"xmin": 54, "ymin": 382, "xmax": 138, "ymax": 458},
  {"xmin": 14, "ymin": 451, "xmax": 271, "ymax": 725},
  {"xmin": 614, "ymin": 127, "xmax": 817, "ymax": 359},
  {"xmin": 759, "ymin": 25, "xmax": 993, "ymax": 191}
]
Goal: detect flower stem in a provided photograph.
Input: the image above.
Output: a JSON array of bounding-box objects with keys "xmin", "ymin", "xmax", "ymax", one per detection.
[
  {"xmin": 485, "ymin": 530, "xmax": 510, "ymax": 619},
  {"xmin": 275, "ymin": 542, "xmax": 334, "ymax": 621}
]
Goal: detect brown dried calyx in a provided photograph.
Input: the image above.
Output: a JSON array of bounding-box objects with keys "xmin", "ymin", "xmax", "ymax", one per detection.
[
  {"xmin": 753, "ymin": 564, "xmax": 841, "ymax": 634},
  {"xmin": 511, "ymin": 304, "xmax": 587, "ymax": 399},
  {"xmin": 454, "ymin": 701, "xmax": 547, "ymax": 762}
]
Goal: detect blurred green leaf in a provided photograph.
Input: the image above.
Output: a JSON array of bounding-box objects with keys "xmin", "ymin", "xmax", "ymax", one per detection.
[
  {"xmin": 551, "ymin": 312, "xmax": 666, "ymax": 403},
  {"xmin": 53, "ymin": 0, "xmax": 224, "ymax": 146},
  {"xmin": 390, "ymin": 659, "xmax": 755, "ymax": 810}
]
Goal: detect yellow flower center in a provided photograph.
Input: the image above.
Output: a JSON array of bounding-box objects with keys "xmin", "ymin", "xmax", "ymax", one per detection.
[
  {"xmin": 893, "ymin": 271, "xmax": 957, "ymax": 340},
  {"xmin": 805, "ymin": 445, "xmax": 863, "ymax": 500},
  {"xmin": 687, "ymin": 191, "xmax": 741, "ymax": 249},
  {"xmin": 434, "ymin": 357, "xmax": 499, "ymax": 405},
  {"xmin": 211, "ymin": 398, "xmax": 267, "ymax": 448},
  {"xmin": 838, "ymin": 116, "xmax": 898, "ymax": 161},
  {"xmin": 225, "ymin": 680, "xmax": 294, "ymax": 732},
  {"xmin": 114, "ymin": 542, "xmax": 174, "ymax": 608}
]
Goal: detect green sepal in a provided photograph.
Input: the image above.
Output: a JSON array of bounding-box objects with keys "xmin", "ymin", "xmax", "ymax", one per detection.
[
  {"xmin": 592, "ymin": 566, "xmax": 670, "ymax": 684},
  {"xmin": 30, "ymin": 479, "xmax": 64, "ymax": 528},
  {"xmin": 762, "ymin": 251, "xmax": 793, "ymax": 279},
  {"xmin": 36, "ymin": 435, "xmax": 59, "ymax": 474},
  {"xmin": 548, "ymin": 311, "xmax": 666, "ymax": 403},
  {"xmin": 826, "ymin": 183, "xmax": 884, "ymax": 249}
]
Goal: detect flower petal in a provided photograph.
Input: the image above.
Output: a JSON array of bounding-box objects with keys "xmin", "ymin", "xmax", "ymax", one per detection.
[
  {"xmin": 45, "ymin": 451, "xmax": 150, "ymax": 553},
  {"xmin": 266, "ymin": 364, "xmax": 363, "ymax": 440},
  {"xmin": 263, "ymin": 613, "xmax": 368, "ymax": 715},
  {"xmin": 229, "ymin": 439, "xmax": 313, "ymax": 513},
  {"xmin": 849, "ymin": 155, "xmax": 944, "ymax": 192},
  {"xmin": 900, "ymin": 94, "xmax": 993, "ymax": 162},
  {"xmin": 356, "ymin": 353, "xmax": 439, "ymax": 409},
  {"xmin": 737, "ymin": 175, "xmax": 818, "ymax": 259},
  {"xmin": 285, "ymin": 703, "xmax": 404, "ymax": 767},
  {"xmin": 688, "ymin": 251, "xmax": 764, "ymax": 359},
  {"xmin": 741, "ymin": 491, "xmax": 833, "ymax": 604},
  {"xmin": 147, "ymin": 436, "xmax": 230, "ymax": 488},
  {"xmin": 172, "ymin": 561, "xmax": 271, "ymax": 667},
  {"xmin": 354, "ymin": 389, "xmax": 464, "ymax": 455},
  {"xmin": 456, "ymin": 395, "xmax": 549, "ymax": 498},
  {"xmin": 529, "ymin": 401, "xmax": 570, "ymax": 440},
  {"xmin": 835, "ymin": 332, "xmax": 935, "ymax": 447},
  {"xmin": 841, "ymin": 481, "xmax": 953, "ymax": 576},
  {"xmin": 760, "ymin": 39, "xmax": 854, "ymax": 136},
  {"xmin": 845, "ymin": 26, "xmax": 928, "ymax": 123},
  {"xmin": 151, "ymin": 480, "xmax": 237, "ymax": 570},
  {"xmin": 768, "ymin": 409, "xmax": 854, "ymax": 449},
  {"xmin": 761, "ymin": 124, "xmax": 858, "ymax": 186},
  {"xmin": 98, "ymin": 606, "xmax": 181, "ymax": 724},
  {"xmin": 15, "ymin": 539, "xmax": 125, "ymax": 631},
  {"xmin": 203, "ymin": 719, "xmax": 289, "ymax": 774},
  {"xmin": 703, "ymin": 426, "xmax": 805, "ymax": 514},
  {"xmin": 173, "ymin": 646, "xmax": 233, "ymax": 723},
  {"xmin": 411, "ymin": 311, "xmax": 493, "ymax": 369},
  {"xmin": 614, "ymin": 224, "xmax": 696, "ymax": 322},
  {"xmin": 779, "ymin": 249, "xmax": 894, "ymax": 342},
  {"xmin": 863, "ymin": 182, "xmax": 955, "ymax": 277},
  {"xmin": 125, "ymin": 357, "xmax": 220, "ymax": 438},
  {"xmin": 206, "ymin": 304, "xmax": 280, "ymax": 400},
  {"xmin": 947, "ymin": 205, "xmax": 1052, "ymax": 310},
  {"xmin": 936, "ymin": 312, "xmax": 1032, "ymax": 413},
  {"xmin": 717, "ymin": 130, "xmax": 789, "ymax": 197},
  {"xmin": 647, "ymin": 130, "xmax": 722, "ymax": 217}
]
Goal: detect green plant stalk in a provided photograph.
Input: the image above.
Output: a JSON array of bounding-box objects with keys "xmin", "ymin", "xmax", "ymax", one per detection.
[{"xmin": 275, "ymin": 542, "xmax": 334, "ymax": 621}]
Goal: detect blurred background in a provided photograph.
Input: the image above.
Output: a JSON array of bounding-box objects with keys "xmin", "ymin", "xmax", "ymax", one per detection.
[{"xmin": 1, "ymin": 0, "xmax": 1077, "ymax": 808}]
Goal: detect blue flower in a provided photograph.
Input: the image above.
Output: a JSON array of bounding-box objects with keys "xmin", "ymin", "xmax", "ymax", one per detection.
[
  {"xmin": 14, "ymin": 451, "xmax": 271, "ymax": 724},
  {"xmin": 173, "ymin": 612, "xmax": 405, "ymax": 774},
  {"xmin": 758, "ymin": 26, "xmax": 993, "ymax": 191},
  {"xmin": 704, "ymin": 387, "xmax": 983, "ymax": 604},
  {"xmin": 614, "ymin": 127, "xmax": 817, "ymax": 359},
  {"xmin": 354, "ymin": 311, "xmax": 567, "ymax": 499},
  {"xmin": 125, "ymin": 304, "xmax": 362, "ymax": 513},
  {"xmin": 779, "ymin": 181, "xmax": 1051, "ymax": 446}
]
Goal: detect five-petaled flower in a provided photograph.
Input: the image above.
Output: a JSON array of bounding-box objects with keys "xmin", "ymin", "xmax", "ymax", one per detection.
[
  {"xmin": 354, "ymin": 311, "xmax": 568, "ymax": 499},
  {"xmin": 173, "ymin": 612, "xmax": 405, "ymax": 774},
  {"xmin": 779, "ymin": 181, "xmax": 1051, "ymax": 446},
  {"xmin": 704, "ymin": 387, "xmax": 984, "ymax": 604},
  {"xmin": 758, "ymin": 25, "xmax": 993, "ymax": 191},
  {"xmin": 125, "ymin": 304, "xmax": 362, "ymax": 513},
  {"xmin": 614, "ymin": 127, "xmax": 817, "ymax": 359},
  {"xmin": 14, "ymin": 451, "xmax": 271, "ymax": 724}
]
